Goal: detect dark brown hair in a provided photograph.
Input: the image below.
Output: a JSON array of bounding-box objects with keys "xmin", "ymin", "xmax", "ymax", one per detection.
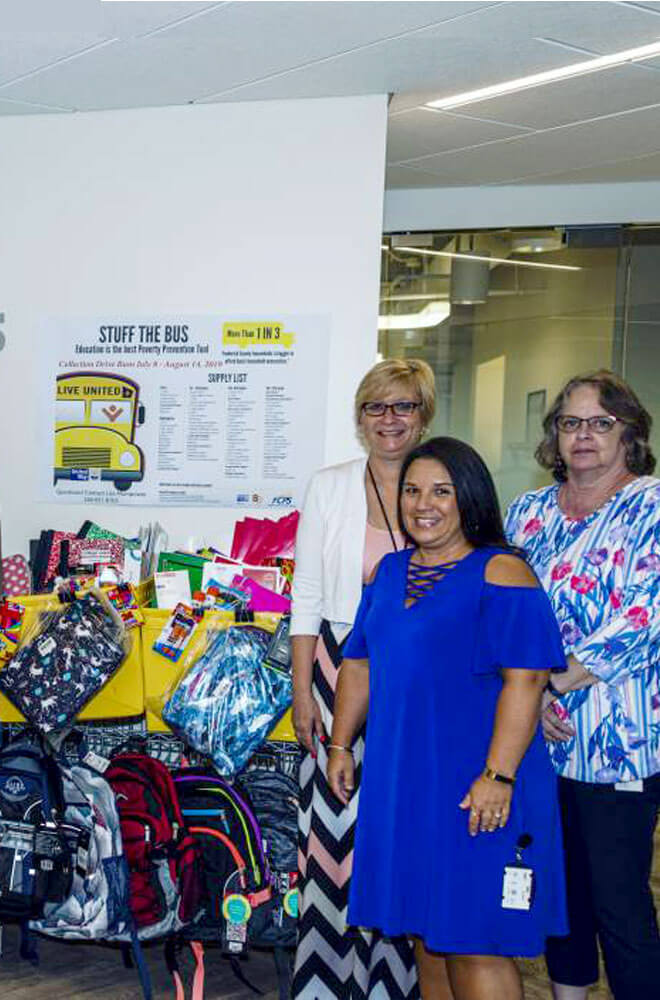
[
  {"xmin": 535, "ymin": 369, "xmax": 656, "ymax": 482},
  {"xmin": 398, "ymin": 437, "xmax": 509, "ymax": 549}
]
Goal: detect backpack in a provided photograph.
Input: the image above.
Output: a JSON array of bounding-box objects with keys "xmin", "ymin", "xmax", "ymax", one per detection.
[
  {"xmin": 0, "ymin": 737, "xmax": 72, "ymax": 924},
  {"xmin": 29, "ymin": 760, "xmax": 131, "ymax": 939},
  {"xmin": 173, "ymin": 765, "xmax": 297, "ymax": 1000},
  {"xmin": 238, "ymin": 743, "xmax": 300, "ymax": 948},
  {"xmin": 106, "ymin": 751, "xmax": 203, "ymax": 940},
  {"xmin": 172, "ymin": 767, "xmax": 271, "ymax": 949},
  {"xmin": 28, "ymin": 759, "xmax": 153, "ymax": 1000}
]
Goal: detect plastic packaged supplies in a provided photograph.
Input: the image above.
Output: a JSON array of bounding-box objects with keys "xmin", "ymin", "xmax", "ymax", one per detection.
[
  {"xmin": 162, "ymin": 624, "xmax": 292, "ymax": 776},
  {"xmin": 0, "ymin": 592, "xmax": 128, "ymax": 734}
]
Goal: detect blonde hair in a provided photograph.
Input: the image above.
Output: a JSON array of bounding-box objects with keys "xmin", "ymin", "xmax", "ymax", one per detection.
[{"xmin": 354, "ymin": 358, "xmax": 435, "ymax": 439}]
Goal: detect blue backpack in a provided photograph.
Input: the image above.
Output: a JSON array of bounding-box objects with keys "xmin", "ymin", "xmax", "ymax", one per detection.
[{"xmin": 0, "ymin": 737, "xmax": 72, "ymax": 924}]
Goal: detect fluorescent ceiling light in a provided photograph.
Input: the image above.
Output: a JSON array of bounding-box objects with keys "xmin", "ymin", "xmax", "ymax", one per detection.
[
  {"xmin": 378, "ymin": 302, "xmax": 451, "ymax": 331},
  {"xmin": 426, "ymin": 39, "xmax": 660, "ymax": 110},
  {"xmin": 396, "ymin": 246, "xmax": 581, "ymax": 273}
]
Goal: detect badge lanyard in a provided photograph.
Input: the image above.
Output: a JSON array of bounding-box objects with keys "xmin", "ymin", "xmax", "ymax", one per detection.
[
  {"xmin": 502, "ymin": 833, "xmax": 535, "ymax": 911},
  {"xmin": 367, "ymin": 463, "xmax": 399, "ymax": 554}
]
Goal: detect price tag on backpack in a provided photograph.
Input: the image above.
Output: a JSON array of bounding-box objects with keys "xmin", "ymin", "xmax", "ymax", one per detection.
[
  {"xmin": 83, "ymin": 751, "xmax": 110, "ymax": 774},
  {"xmin": 38, "ymin": 636, "xmax": 56, "ymax": 657},
  {"xmin": 222, "ymin": 894, "xmax": 251, "ymax": 952},
  {"xmin": 76, "ymin": 831, "xmax": 91, "ymax": 876}
]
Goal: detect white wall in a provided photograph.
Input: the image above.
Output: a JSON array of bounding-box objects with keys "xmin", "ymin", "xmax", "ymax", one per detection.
[
  {"xmin": 384, "ymin": 181, "xmax": 660, "ymax": 233},
  {"xmin": 0, "ymin": 96, "xmax": 388, "ymax": 557}
]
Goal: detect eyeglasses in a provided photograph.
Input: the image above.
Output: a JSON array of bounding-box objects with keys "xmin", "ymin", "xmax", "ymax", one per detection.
[
  {"xmin": 555, "ymin": 415, "xmax": 621, "ymax": 434},
  {"xmin": 361, "ymin": 400, "xmax": 421, "ymax": 417}
]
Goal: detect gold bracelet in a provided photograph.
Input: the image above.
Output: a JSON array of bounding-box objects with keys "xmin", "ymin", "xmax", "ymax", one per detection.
[
  {"xmin": 327, "ymin": 743, "xmax": 352, "ymax": 754},
  {"xmin": 483, "ymin": 765, "xmax": 515, "ymax": 786}
]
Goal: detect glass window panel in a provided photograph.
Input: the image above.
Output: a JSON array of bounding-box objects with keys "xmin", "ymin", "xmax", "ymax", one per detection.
[{"xmin": 380, "ymin": 228, "xmax": 626, "ymax": 508}]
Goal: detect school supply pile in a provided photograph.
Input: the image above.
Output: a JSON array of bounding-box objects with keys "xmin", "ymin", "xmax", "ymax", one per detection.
[{"xmin": 28, "ymin": 520, "xmax": 165, "ymax": 593}]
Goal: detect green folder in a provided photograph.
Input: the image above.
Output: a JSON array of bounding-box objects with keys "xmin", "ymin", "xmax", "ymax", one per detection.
[{"xmin": 156, "ymin": 551, "xmax": 212, "ymax": 595}]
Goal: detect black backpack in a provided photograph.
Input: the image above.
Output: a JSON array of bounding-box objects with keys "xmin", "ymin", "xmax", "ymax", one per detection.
[
  {"xmin": 0, "ymin": 736, "xmax": 72, "ymax": 924},
  {"xmin": 172, "ymin": 767, "xmax": 270, "ymax": 949},
  {"xmin": 172, "ymin": 764, "xmax": 297, "ymax": 1000}
]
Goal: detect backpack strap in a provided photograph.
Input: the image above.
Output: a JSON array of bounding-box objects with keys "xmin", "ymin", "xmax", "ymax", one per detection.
[
  {"xmin": 19, "ymin": 922, "xmax": 39, "ymax": 965},
  {"xmin": 247, "ymin": 886, "xmax": 272, "ymax": 908},
  {"xmin": 164, "ymin": 937, "xmax": 184, "ymax": 1000},
  {"xmin": 130, "ymin": 923, "xmax": 153, "ymax": 1000},
  {"xmin": 272, "ymin": 945, "xmax": 293, "ymax": 1000},
  {"xmin": 228, "ymin": 954, "xmax": 263, "ymax": 995},
  {"xmin": 189, "ymin": 941, "xmax": 205, "ymax": 1000}
]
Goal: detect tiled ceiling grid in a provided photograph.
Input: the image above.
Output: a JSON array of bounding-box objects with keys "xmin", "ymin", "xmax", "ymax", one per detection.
[{"xmin": 3, "ymin": 2, "xmax": 660, "ymax": 187}]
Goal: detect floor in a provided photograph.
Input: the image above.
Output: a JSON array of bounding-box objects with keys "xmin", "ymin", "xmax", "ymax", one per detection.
[
  {"xmin": 0, "ymin": 928, "xmax": 281, "ymax": 999},
  {"xmin": 0, "ymin": 930, "xmax": 608, "ymax": 1000},
  {"xmin": 3, "ymin": 824, "xmax": 659, "ymax": 999}
]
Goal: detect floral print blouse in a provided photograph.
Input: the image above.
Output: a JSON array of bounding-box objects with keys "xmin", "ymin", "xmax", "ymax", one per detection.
[{"xmin": 505, "ymin": 476, "xmax": 660, "ymax": 784}]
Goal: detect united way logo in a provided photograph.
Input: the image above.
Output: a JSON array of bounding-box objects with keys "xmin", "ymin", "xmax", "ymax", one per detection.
[{"xmin": 0, "ymin": 774, "xmax": 28, "ymax": 802}]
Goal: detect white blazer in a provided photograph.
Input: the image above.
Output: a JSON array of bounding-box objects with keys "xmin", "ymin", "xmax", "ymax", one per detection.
[{"xmin": 290, "ymin": 457, "xmax": 368, "ymax": 635}]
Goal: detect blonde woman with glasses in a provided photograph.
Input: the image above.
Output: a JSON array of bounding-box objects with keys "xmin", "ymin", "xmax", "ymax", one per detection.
[{"xmin": 291, "ymin": 359, "xmax": 453, "ymax": 1000}]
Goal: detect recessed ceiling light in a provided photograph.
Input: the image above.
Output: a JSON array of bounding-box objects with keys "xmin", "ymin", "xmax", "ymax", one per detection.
[
  {"xmin": 426, "ymin": 39, "xmax": 660, "ymax": 110},
  {"xmin": 510, "ymin": 233, "xmax": 564, "ymax": 254},
  {"xmin": 396, "ymin": 247, "xmax": 581, "ymax": 273}
]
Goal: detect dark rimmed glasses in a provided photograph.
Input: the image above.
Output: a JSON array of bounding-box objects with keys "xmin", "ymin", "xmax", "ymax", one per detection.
[
  {"xmin": 555, "ymin": 415, "xmax": 621, "ymax": 434},
  {"xmin": 361, "ymin": 400, "xmax": 421, "ymax": 417}
]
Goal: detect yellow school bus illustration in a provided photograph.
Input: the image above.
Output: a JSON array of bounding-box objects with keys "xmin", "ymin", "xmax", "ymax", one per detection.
[{"xmin": 54, "ymin": 372, "xmax": 145, "ymax": 492}]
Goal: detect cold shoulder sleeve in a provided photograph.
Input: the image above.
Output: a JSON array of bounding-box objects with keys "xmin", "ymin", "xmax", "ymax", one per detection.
[{"xmin": 475, "ymin": 583, "xmax": 567, "ymax": 676}]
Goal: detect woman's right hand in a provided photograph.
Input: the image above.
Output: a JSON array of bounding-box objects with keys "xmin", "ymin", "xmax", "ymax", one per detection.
[
  {"xmin": 541, "ymin": 694, "xmax": 574, "ymax": 742},
  {"xmin": 327, "ymin": 747, "xmax": 355, "ymax": 806},
  {"xmin": 292, "ymin": 689, "xmax": 324, "ymax": 754}
]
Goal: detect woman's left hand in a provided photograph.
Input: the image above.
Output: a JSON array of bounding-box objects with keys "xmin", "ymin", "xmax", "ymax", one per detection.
[{"xmin": 459, "ymin": 775, "xmax": 512, "ymax": 836}]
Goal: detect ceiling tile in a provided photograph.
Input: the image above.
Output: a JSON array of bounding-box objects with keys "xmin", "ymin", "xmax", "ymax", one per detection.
[
  {"xmin": 531, "ymin": 0, "xmax": 660, "ymax": 51},
  {"xmin": 387, "ymin": 108, "xmax": 528, "ymax": 162},
  {"xmin": 0, "ymin": 96, "xmax": 67, "ymax": 116},
  {"xmin": 395, "ymin": 104, "xmax": 660, "ymax": 185},
  {"xmin": 0, "ymin": 2, "xmax": 221, "ymax": 37},
  {"xmin": 385, "ymin": 163, "xmax": 454, "ymax": 188},
  {"xmin": 492, "ymin": 149, "xmax": 660, "ymax": 185}
]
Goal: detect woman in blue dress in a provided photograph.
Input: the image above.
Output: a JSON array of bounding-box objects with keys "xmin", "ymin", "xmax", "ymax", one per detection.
[{"xmin": 327, "ymin": 437, "xmax": 568, "ymax": 1000}]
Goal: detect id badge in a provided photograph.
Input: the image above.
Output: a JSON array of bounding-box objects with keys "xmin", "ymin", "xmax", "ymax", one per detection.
[{"xmin": 502, "ymin": 864, "xmax": 534, "ymax": 911}]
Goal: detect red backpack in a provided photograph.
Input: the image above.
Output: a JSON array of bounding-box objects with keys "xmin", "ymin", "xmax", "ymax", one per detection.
[{"xmin": 106, "ymin": 751, "xmax": 203, "ymax": 939}]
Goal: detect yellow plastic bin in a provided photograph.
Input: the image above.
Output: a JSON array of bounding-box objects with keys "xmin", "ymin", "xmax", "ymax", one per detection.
[
  {"xmin": 0, "ymin": 592, "xmax": 144, "ymax": 724},
  {"xmin": 141, "ymin": 609, "xmax": 297, "ymax": 742}
]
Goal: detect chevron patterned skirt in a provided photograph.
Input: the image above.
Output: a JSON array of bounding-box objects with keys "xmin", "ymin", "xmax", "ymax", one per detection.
[{"xmin": 292, "ymin": 620, "xmax": 419, "ymax": 1000}]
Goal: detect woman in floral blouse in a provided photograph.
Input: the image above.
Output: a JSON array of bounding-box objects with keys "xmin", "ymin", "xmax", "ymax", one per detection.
[{"xmin": 506, "ymin": 370, "xmax": 660, "ymax": 1000}]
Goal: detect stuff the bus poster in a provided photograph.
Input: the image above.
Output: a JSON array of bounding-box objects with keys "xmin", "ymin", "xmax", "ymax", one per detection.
[{"xmin": 41, "ymin": 315, "xmax": 329, "ymax": 509}]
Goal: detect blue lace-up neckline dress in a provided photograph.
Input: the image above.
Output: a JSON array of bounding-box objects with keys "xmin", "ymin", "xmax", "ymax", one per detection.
[{"xmin": 342, "ymin": 546, "xmax": 568, "ymax": 956}]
